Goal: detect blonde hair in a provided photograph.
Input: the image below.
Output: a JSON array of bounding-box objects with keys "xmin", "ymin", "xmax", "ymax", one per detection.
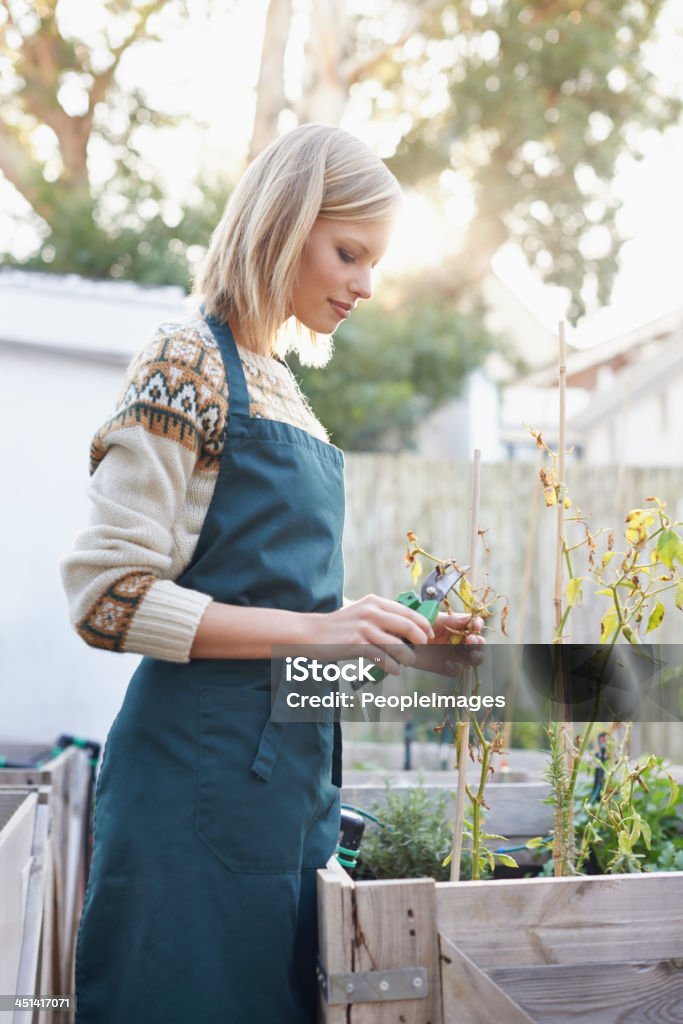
[{"xmin": 192, "ymin": 123, "xmax": 402, "ymax": 363}]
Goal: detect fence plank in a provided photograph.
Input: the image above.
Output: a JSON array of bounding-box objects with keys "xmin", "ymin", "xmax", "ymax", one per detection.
[
  {"xmin": 439, "ymin": 934, "xmax": 535, "ymax": 1024},
  {"xmin": 352, "ymin": 878, "xmax": 440, "ymax": 1024},
  {"xmin": 489, "ymin": 958, "xmax": 683, "ymax": 1024},
  {"xmin": 317, "ymin": 858, "xmax": 355, "ymax": 1024},
  {"xmin": 435, "ymin": 872, "xmax": 683, "ymax": 968}
]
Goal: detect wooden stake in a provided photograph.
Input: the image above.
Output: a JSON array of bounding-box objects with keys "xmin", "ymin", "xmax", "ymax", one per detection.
[
  {"xmin": 450, "ymin": 448, "xmax": 481, "ymax": 881},
  {"xmin": 553, "ymin": 321, "xmax": 573, "ymax": 876}
]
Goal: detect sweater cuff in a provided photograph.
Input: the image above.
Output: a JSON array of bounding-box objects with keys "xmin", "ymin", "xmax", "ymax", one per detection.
[{"xmin": 123, "ymin": 580, "xmax": 213, "ymax": 663}]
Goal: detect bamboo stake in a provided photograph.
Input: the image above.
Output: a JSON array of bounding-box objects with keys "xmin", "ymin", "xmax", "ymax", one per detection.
[
  {"xmin": 450, "ymin": 448, "xmax": 481, "ymax": 881},
  {"xmin": 553, "ymin": 321, "xmax": 573, "ymax": 877},
  {"xmin": 502, "ymin": 451, "xmax": 542, "ymax": 755}
]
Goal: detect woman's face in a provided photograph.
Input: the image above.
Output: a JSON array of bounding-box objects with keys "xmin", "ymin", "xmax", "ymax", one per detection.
[{"xmin": 290, "ymin": 217, "xmax": 393, "ymax": 333}]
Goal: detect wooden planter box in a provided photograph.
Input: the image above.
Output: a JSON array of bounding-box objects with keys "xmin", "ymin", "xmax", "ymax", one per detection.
[
  {"xmin": 0, "ymin": 786, "xmax": 51, "ymax": 1024},
  {"xmin": 318, "ymin": 861, "xmax": 683, "ymax": 1024},
  {"xmin": 0, "ymin": 745, "xmax": 92, "ymax": 1024}
]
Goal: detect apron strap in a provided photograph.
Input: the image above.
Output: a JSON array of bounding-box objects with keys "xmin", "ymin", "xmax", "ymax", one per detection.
[{"xmin": 202, "ymin": 312, "xmax": 251, "ymax": 421}]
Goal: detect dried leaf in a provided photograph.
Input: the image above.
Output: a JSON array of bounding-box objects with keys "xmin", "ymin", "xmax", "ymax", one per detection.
[{"xmin": 624, "ymin": 509, "xmax": 655, "ymax": 548}]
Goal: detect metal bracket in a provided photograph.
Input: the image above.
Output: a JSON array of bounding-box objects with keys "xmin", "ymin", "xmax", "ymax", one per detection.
[{"xmin": 316, "ymin": 959, "xmax": 428, "ymax": 1005}]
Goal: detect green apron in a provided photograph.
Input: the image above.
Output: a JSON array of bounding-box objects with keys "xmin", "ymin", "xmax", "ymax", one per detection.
[{"xmin": 75, "ymin": 315, "xmax": 345, "ymax": 1023}]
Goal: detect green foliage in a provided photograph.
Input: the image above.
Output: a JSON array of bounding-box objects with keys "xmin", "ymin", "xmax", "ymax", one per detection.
[
  {"xmin": 537, "ymin": 730, "xmax": 683, "ymax": 875},
  {"xmin": 6, "ymin": 179, "xmax": 230, "ymax": 288},
  {"xmin": 294, "ymin": 294, "xmax": 504, "ymax": 450},
  {"xmin": 358, "ymin": 782, "xmax": 460, "ymax": 881},
  {"xmin": 374, "ymin": 0, "xmax": 682, "ymax": 318},
  {"xmin": 0, "ymin": 0, "xmax": 229, "ymax": 286}
]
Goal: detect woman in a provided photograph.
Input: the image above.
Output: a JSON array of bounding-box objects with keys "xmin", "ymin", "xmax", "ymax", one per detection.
[{"xmin": 61, "ymin": 123, "xmax": 482, "ymax": 1024}]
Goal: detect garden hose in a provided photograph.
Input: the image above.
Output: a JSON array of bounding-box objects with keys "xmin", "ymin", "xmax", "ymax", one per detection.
[{"xmin": 336, "ymin": 804, "xmax": 392, "ymax": 872}]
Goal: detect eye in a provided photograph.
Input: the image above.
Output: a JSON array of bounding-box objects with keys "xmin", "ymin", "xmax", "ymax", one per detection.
[{"xmin": 337, "ymin": 248, "xmax": 356, "ymax": 264}]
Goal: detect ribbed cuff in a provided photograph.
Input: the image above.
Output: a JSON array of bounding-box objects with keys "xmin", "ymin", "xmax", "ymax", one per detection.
[{"xmin": 123, "ymin": 579, "xmax": 213, "ymax": 663}]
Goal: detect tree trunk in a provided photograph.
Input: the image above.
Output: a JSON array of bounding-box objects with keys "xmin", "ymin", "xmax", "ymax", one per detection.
[
  {"xmin": 248, "ymin": 0, "xmax": 293, "ymax": 161},
  {"xmin": 296, "ymin": 0, "xmax": 350, "ymax": 127}
]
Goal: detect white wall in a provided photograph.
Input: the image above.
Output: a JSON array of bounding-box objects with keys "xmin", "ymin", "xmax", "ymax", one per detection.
[
  {"xmin": 0, "ymin": 348, "xmax": 142, "ymax": 748},
  {"xmin": 584, "ymin": 375, "xmax": 683, "ymax": 466}
]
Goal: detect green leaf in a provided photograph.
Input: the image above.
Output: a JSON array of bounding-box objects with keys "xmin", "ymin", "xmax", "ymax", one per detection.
[
  {"xmin": 617, "ymin": 830, "xmax": 632, "ymax": 856},
  {"xmin": 601, "ymin": 552, "xmax": 616, "ymax": 571},
  {"xmin": 566, "ymin": 577, "xmax": 584, "ymax": 608},
  {"xmin": 641, "ymin": 819, "xmax": 652, "ymax": 850},
  {"xmin": 441, "ymin": 851, "xmax": 453, "ymax": 867},
  {"xmin": 495, "ymin": 852, "xmax": 519, "ymax": 868},
  {"xmin": 666, "ymin": 776, "xmax": 680, "ymax": 811},
  {"xmin": 600, "ymin": 608, "xmax": 618, "ymax": 644},
  {"xmin": 525, "ymin": 836, "xmax": 549, "ymax": 849},
  {"xmin": 656, "ymin": 529, "xmax": 683, "ymax": 569},
  {"xmin": 646, "ymin": 600, "xmax": 665, "ymax": 633}
]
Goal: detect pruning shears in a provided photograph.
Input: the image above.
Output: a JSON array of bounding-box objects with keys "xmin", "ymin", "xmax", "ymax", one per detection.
[{"xmin": 358, "ymin": 562, "xmax": 470, "ymax": 687}]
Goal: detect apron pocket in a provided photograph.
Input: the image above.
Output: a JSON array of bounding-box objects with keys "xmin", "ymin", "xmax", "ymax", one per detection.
[{"xmin": 196, "ymin": 686, "xmax": 321, "ymax": 874}]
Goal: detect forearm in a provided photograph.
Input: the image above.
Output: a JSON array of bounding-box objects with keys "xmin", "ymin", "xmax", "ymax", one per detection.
[{"xmin": 189, "ymin": 601, "xmax": 313, "ymax": 659}]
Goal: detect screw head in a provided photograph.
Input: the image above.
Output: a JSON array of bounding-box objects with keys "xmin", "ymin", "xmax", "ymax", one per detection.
[
  {"xmin": 413, "ymin": 976, "xmax": 423, "ymax": 989},
  {"xmin": 346, "ymin": 982, "xmax": 354, "ymax": 993},
  {"xmin": 379, "ymin": 980, "xmax": 389, "ymax": 991}
]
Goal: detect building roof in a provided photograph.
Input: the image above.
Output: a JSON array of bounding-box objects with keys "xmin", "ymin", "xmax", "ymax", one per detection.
[
  {"xmin": 569, "ymin": 330, "xmax": 683, "ymax": 434},
  {"xmin": 515, "ymin": 307, "xmax": 683, "ymax": 389},
  {"xmin": 0, "ymin": 269, "xmax": 189, "ymax": 364}
]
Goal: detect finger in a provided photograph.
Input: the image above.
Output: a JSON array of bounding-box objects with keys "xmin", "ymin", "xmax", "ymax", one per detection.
[
  {"xmin": 374, "ymin": 598, "xmax": 435, "ymax": 641},
  {"xmin": 437, "ymin": 612, "xmax": 484, "ymax": 634},
  {"xmin": 372, "ymin": 608, "xmax": 434, "ymax": 646}
]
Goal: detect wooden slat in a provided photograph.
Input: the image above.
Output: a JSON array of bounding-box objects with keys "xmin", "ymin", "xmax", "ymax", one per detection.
[
  {"xmin": 14, "ymin": 789, "xmax": 51, "ymax": 1024},
  {"xmin": 489, "ymin": 958, "xmax": 683, "ymax": 1024},
  {"xmin": 352, "ymin": 878, "xmax": 440, "ymax": 1024},
  {"xmin": 0, "ymin": 790, "xmax": 37, "ymax": 996},
  {"xmin": 317, "ymin": 858, "xmax": 355, "ymax": 1024},
  {"xmin": 439, "ymin": 934, "xmax": 535, "ymax": 1024},
  {"xmin": 342, "ymin": 782, "xmax": 552, "ymax": 842},
  {"xmin": 436, "ymin": 872, "xmax": 683, "ymax": 968}
]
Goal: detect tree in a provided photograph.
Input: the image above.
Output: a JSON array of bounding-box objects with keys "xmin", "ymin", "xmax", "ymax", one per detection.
[
  {"xmin": 251, "ymin": 0, "xmax": 682, "ymax": 319},
  {"xmin": 293, "ymin": 288, "xmax": 505, "ymax": 450},
  {"xmin": 366, "ymin": 0, "xmax": 683, "ymax": 318},
  {"xmin": 0, "ymin": 0, "xmax": 228, "ymax": 285}
]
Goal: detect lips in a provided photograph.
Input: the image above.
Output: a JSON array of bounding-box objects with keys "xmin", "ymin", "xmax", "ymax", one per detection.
[{"xmin": 329, "ymin": 300, "xmax": 352, "ymax": 319}]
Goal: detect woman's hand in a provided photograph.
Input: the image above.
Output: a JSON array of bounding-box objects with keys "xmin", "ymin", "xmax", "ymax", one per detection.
[
  {"xmin": 431, "ymin": 612, "xmax": 485, "ymax": 646},
  {"xmin": 300, "ymin": 594, "xmax": 434, "ymax": 675}
]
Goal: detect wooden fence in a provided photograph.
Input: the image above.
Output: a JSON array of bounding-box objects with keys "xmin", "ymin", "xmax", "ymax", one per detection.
[{"xmin": 342, "ymin": 457, "xmax": 683, "ymax": 758}]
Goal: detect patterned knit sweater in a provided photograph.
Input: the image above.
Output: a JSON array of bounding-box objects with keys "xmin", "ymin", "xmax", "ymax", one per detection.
[{"xmin": 60, "ymin": 316, "xmax": 331, "ymax": 663}]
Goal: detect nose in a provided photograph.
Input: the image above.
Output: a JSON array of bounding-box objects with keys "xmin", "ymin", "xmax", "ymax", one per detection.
[{"xmin": 351, "ymin": 266, "xmax": 372, "ymax": 301}]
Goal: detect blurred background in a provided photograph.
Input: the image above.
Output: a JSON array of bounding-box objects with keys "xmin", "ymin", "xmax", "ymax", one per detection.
[{"xmin": 1, "ymin": 0, "xmax": 682, "ymax": 751}]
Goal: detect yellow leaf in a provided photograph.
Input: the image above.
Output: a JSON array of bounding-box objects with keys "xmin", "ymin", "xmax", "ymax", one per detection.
[
  {"xmin": 601, "ymin": 552, "xmax": 615, "ymax": 571},
  {"xmin": 459, "ymin": 576, "xmax": 474, "ymax": 611},
  {"xmin": 624, "ymin": 509, "xmax": 655, "ymax": 548},
  {"xmin": 600, "ymin": 608, "xmax": 618, "ymax": 644},
  {"xmin": 563, "ymin": 497, "xmax": 571, "ymax": 509},
  {"xmin": 676, "ymin": 581, "xmax": 683, "ymax": 612},
  {"xmin": 566, "ymin": 577, "xmax": 584, "ymax": 608},
  {"xmin": 410, "ymin": 556, "xmax": 423, "ymax": 587},
  {"xmin": 646, "ymin": 600, "xmax": 665, "ymax": 633}
]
